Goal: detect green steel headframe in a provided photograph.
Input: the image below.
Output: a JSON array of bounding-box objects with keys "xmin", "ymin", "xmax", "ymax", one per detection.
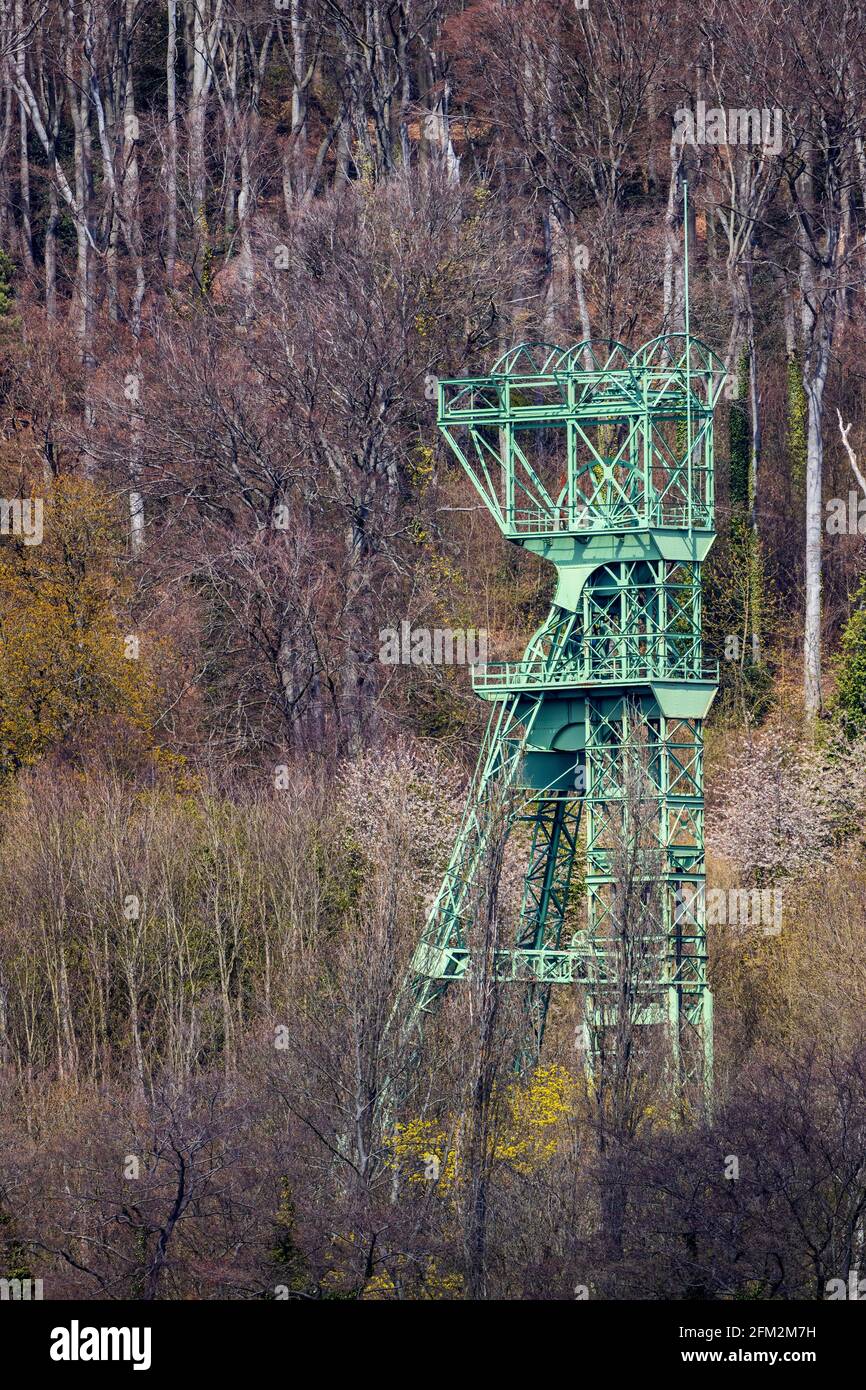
[{"xmin": 406, "ymin": 318, "xmax": 725, "ymax": 1102}]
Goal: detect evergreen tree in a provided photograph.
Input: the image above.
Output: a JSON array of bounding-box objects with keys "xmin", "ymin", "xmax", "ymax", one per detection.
[
  {"xmin": 786, "ymin": 352, "xmax": 808, "ymax": 492},
  {"xmin": 0, "ymin": 247, "xmax": 15, "ymax": 320},
  {"xmin": 833, "ymin": 578, "xmax": 866, "ymax": 739},
  {"xmin": 729, "ymin": 348, "xmax": 751, "ymax": 512}
]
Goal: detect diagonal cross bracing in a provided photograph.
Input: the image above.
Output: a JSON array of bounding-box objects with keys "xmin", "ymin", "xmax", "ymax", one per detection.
[{"xmin": 405, "ymin": 333, "xmax": 723, "ymax": 1102}]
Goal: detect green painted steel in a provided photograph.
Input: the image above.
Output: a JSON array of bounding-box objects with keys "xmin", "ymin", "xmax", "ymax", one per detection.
[{"xmin": 407, "ymin": 315, "xmax": 724, "ymax": 1102}]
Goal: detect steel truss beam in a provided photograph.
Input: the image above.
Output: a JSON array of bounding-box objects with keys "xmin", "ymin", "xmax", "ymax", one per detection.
[{"xmin": 406, "ymin": 333, "xmax": 722, "ymax": 1105}]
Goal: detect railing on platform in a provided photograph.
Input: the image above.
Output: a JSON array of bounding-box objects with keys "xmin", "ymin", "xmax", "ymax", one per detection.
[
  {"xmin": 473, "ymin": 647, "xmax": 719, "ymax": 694},
  {"xmin": 502, "ymin": 501, "xmax": 713, "ymax": 535}
]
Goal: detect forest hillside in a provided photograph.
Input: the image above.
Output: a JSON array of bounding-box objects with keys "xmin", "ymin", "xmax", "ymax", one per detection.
[{"xmin": 0, "ymin": 0, "xmax": 865, "ymax": 1308}]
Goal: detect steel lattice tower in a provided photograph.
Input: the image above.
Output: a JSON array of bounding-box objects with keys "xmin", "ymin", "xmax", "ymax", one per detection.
[{"xmin": 406, "ymin": 313, "xmax": 725, "ymax": 1102}]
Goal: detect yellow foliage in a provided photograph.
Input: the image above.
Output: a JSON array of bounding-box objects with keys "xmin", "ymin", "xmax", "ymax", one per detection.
[
  {"xmin": 496, "ymin": 1063, "xmax": 575, "ymax": 1170},
  {"xmin": 0, "ymin": 476, "xmax": 154, "ymax": 777},
  {"xmin": 392, "ymin": 1063, "xmax": 576, "ymax": 1189},
  {"xmin": 391, "ymin": 1115, "xmax": 459, "ymax": 1194},
  {"xmin": 361, "ymin": 1258, "xmax": 463, "ymax": 1301},
  {"xmin": 322, "ymin": 1233, "xmax": 462, "ymax": 1300},
  {"xmin": 407, "ymin": 443, "xmax": 435, "ymax": 495}
]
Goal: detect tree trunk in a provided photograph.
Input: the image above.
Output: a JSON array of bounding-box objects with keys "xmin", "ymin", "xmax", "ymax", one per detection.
[
  {"xmin": 165, "ymin": 0, "xmax": 179, "ymax": 288},
  {"xmin": 663, "ymin": 138, "xmax": 684, "ymax": 330},
  {"xmin": 803, "ymin": 377, "xmax": 825, "ymax": 717},
  {"xmin": 14, "ymin": 0, "xmax": 35, "ymax": 274},
  {"xmin": 44, "ymin": 181, "xmax": 58, "ymax": 321}
]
